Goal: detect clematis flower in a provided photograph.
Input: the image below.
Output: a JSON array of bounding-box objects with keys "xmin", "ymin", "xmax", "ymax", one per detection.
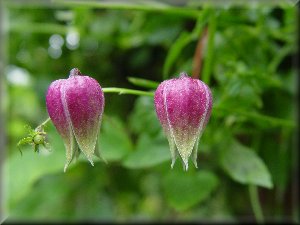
[
  {"xmin": 154, "ymin": 73, "xmax": 212, "ymax": 170},
  {"xmin": 46, "ymin": 68, "xmax": 104, "ymax": 172}
]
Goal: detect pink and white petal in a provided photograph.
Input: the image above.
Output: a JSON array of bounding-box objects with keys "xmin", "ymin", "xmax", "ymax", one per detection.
[
  {"xmin": 155, "ymin": 81, "xmax": 178, "ymax": 167},
  {"xmin": 62, "ymin": 75, "xmax": 104, "ymax": 165},
  {"xmin": 46, "ymin": 79, "xmax": 75, "ymax": 172},
  {"xmin": 154, "ymin": 80, "xmax": 169, "ymax": 134},
  {"xmin": 164, "ymin": 76, "xmax": 207, "ymax": 170},
  {"xmin": 167, "ymin": 134, "xmax": 178, "ymax": 168},
  {"xmin": 196, "ymin": 80, "xmax": 213, "ymax": 135},
  {"xmin": 191, "ymin": 80, "xmax": 213, "ymax": 168}
]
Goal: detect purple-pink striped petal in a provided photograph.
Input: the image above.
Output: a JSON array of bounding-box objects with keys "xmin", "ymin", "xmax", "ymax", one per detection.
[
  {"xmin": 46, "ymin": 68, "xmax": 104, "ymax": 171},
  {"xmin": 46, "ymin": 79, "xmax": 77, "ymax": 171},
  {"xmin": 154, "ymin": 73, "xmax": 212, "ymax": 170},
  {"xmin": 62, "ymin": 73, "xmax": 104, "ymax": 165}
]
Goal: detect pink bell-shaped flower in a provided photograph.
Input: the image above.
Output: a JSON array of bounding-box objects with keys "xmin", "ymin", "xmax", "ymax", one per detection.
[
  {"xmin": 154, "ymin": 73, "xmax": 212, "ymax": 170},
  {"xmin": 46, "ymin": 68, "xmax": 104, "ymax": 172}
]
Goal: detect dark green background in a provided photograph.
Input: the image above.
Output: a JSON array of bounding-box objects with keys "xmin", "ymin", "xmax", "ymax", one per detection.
[{"xmin": 1, "ymin": 0, "xmax": 298, "ymax": 223}]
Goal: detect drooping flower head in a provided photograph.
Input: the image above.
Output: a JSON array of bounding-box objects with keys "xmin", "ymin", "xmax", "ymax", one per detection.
[
  {"xmin": 154, "ymin": 73, "xmax": 212, "ymax": 170},
  {"xmin": 46, "ymin": 68, "xmax": 104, "ymax": 172}
]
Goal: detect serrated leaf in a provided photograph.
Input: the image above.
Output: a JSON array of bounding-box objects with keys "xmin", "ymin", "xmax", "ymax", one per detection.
[
  {"xmin": 99, "ymin": 116, "xmax": 133, "ymax": 162},
  {"xmin": 220, "ymin": 141, "xmax": 273, "ymax": 188},
  {"xmin": 122, "ymin": 134, "xmax": 170, "ymax": 169},
  {"xmin": 163, "ymin": 170, "xmax": 219, "ymax": 211}
]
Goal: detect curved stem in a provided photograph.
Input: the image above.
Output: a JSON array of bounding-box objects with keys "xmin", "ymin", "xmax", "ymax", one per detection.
[
  {"xmin": 249, "ymin": 185, "xmax": 264, "ymax": 223},
  {"xmin": 35, "ymin": 117, "xmax": 51, "ymax": 130},
  {"xmin": 40, "ymin": 117, "xmax": 51, "ymax": 127}
]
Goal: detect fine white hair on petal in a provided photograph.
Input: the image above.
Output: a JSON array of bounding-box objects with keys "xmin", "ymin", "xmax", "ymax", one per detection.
[
  {"xmin": 46, "ymin": 69, "xmax": 105, "ymax": 172},
  {"xmin": 60, "ymin": 79, "xmax": 76, "ymax": 171},
  {"xmin": 192, "ymin": 80, "xmax": 212, "ymax": 168},
  {"xmin": 154, "ymin": 74, "xmax": 213, "ymax": 171}
]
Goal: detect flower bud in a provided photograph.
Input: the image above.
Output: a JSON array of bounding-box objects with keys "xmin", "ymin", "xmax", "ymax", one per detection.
[
  {"xmin": 154, "ymin": 73, "xmax": 212, "ymax": 170},
  {"xmin": 33, "ymin": 134, "xmax": 45, "ymax": 145},
  {"xmin": 46, "ymin": 68, "xmax": 104, "ymax": 172}
]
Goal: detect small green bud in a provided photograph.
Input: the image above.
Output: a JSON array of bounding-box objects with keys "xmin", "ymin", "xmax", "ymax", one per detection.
[{"xmin": 33, "ymin": 134, "xmax": 45, "ymax": 145}]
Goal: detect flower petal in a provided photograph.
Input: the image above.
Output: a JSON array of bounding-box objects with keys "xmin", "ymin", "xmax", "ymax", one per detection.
[
  {"xmin": 163, "ymin": 75, "xmax": 211, "ymax": 170},
  {"xmin": 154, "ymin": 73, "xmax": 213, "ymax": 170},
  {"xmin": 154, "ymin": 80, "xmax": 169, "ymax": 131},
  {"xmin": 191, "ymin": 80, "xmax": 213, "ymax": 168},
  {"xmin": 154, "ymin": 80, "xmax": 178, "ymax": 167},
  {"xmin": 62, "ymin": 75, "xmax": 104, "ymax": 165},
  {"xmin": 46, "ymin": 79, "xmax": 76, "ymax": 172}
]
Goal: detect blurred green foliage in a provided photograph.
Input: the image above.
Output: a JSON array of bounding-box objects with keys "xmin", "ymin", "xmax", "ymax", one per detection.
[{"xmin": 2, "ymin": 0, "xmax": 298, "ymax": 223}]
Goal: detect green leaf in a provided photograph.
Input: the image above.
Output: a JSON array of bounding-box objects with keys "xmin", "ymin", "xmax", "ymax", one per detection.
[
  {"xmin": 162, "ymin": 10, "xmax": 208, "ymax": 79},
  {"xmin": 5, "ymin": 124, "xmax": 66, "ymax": 209},
  {"xmin": 162, "ymin": 31, "xmax": 192, "ymax": 79},
  {"xmin": 220, "ymin": 140, "xmax": 273, "ymax": 189},
  {"xmin": 129, "ymin": 96, "xmax": 161, "ymax": 137},
  {"xmin": 122, "ymin": 134, "xmax": 170, "ymax": 169},
  {"xmin": 127, "ymin": 77, "xmax": 159, "ymax": 89},
  {"xmin": 9, "ymin": 163, "xmax": 113, "ymax": 221},
  {"xmin": 99, "ymin": 116, "xmax": 133, "ymax": 162},
  {"xmin": 163, "ymin": 170, "xmax": 219, "ymax": 211}
]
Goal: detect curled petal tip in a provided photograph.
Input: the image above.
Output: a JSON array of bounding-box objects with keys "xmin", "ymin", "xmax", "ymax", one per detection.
[
  {"xmin": 171, "ymin": 159, "xmax": 176, "ymax": 169},
  {"xmin": 64, "ymin": 164, "xmax": 68, "ymax": 173},
  {"xmin": 192, "ymin": 152, "xmax": 198, "ymax": 168},
  {"xmin": 86, "ymin": 156, "xmax": 94, "ymax": 166},
  {"xmin": 184, "ymin": 163, "xmax": 189, "ymax": 171},
  {"xmin": 170, "ymin": 150, "xmax": 177, "ymax": 169},
  {"xmin": 181, "ymin": 158, "xmax": 189, "ymax": 171},
  {"xmin": 193, "ymin": 161, "xmax": 198, "ymax": 169},
  {"xmin": 64, "ymin": 152, "xmax": 74, "ymax": 172}
]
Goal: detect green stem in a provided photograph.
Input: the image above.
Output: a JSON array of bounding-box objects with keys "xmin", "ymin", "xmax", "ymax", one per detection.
[
  {"xmin": 35, "ymin": 117, "xmax": 51, "ymax": 131},
  {"xmin": 102, "ymin": 87, "xmax": 154, "ymax": 97},
  {"xmin": 40, "ymin": 117, "xmax": 51, "ymax": 127},
  {"xmin": 36, "ymin": 87, "xmax": 154, "ymax": 128},
  {"xmin": 201, "ymin": 10, "xmax": 216, "ymax": 85},
  {"xmin": 268, "ymin": 45, "xmax": 293, "ymax": 74},
  {"xmin": 213, "ymin": 105, "xmax": 295, "ymax": 128},
  {"xmin": 52, "ymin": 0, "xmax": 200, "ymax": 19},
  {"xmin": 249, "ymin": 185, "xmax": 264, "ymax": 223}
]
